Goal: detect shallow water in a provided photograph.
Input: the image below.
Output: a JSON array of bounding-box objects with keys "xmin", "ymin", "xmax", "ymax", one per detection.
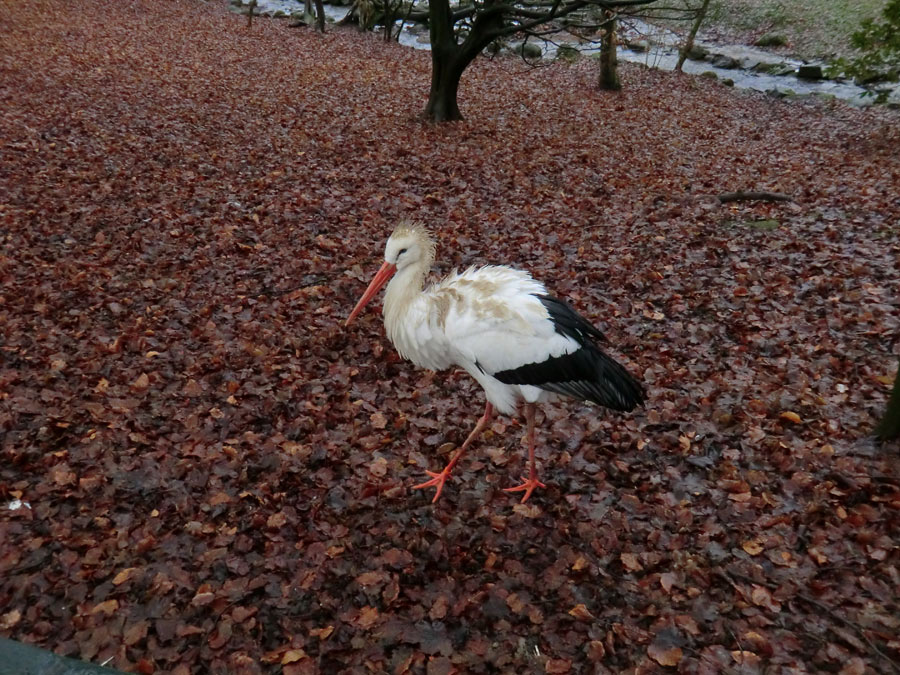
[
  {"xmin": 255, "ymin": 0, "xmax": 348, "ymax": 21},
  {"xmin": 612, "ymin": 46, "xmax": 888, "ymax": 105},
  {"xmin": 250, "ymin": 0, "xmax": 899, "ymax": 105}
]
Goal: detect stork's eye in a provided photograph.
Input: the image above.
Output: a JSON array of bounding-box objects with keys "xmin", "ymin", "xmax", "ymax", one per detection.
[{"xmin": 398, "ymin": 248, "xmax": 408, "ymax": 256}]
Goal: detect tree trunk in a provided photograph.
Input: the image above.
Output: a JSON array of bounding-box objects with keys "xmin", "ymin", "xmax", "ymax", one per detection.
[
  {"xmin": 424, "ymin": 0, "xmax": 463, "ymax": 120},
  {"xmin": 357, "ymin": 0, "xmax": 373, "ymax": 31},
  {"xmin": 314, "ymin": 0, "xmax": 325, "ymax": 32},
  {"xmin": 875, "ymin": 358, "xmax": 900, "ymax": 441},
  {"xmin": 599, "ymin": 11, "xmax": 621, "ymax": 90},
  {"xmin": 676, "ymin": 0, "xmax": 711, "ymax": 72},
  {"xmin": 423, "ymin": 0, "xmax": 507, "ymax": 120},
  {"xmin": 383, "ymin": 4, "xmax": 392, "ymax": 40},
  {"xmin": 425, "ymin": 50, "xmax": 464, "ymax": 121}
]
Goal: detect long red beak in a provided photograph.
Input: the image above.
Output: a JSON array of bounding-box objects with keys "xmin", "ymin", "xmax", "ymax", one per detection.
[{"xmin": 346, "ymin": 261, "xmax": 397, "ymax": 325}]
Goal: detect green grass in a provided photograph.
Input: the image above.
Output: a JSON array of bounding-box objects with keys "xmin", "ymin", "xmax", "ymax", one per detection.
[{"xmin": 703, "ymin": 0, "xmax": 888, "ymax": 60}]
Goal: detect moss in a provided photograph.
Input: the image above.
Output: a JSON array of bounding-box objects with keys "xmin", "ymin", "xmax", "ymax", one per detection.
[{"xmin": 556, "ymin": 44, "xmax": 580, "ymax": 62}]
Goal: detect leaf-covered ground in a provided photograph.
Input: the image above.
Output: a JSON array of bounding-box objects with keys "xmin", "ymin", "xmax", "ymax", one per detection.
[{"xmin": 1, "ymin": 1, "xmax": 899, "ymax": 673}]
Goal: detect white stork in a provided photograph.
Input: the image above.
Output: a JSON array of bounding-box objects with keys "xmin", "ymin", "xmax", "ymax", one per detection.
[{"xmin": 346, "ymin": 222, "xmax": 645, "ymax": 503}]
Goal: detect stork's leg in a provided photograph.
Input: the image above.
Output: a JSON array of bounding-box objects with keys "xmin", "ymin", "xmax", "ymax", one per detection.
[
  {"xmin": 413, "ymin": 402, "xmax": 493, "ymax": 503},
  {"xmin": 503, "ymin": 403, "xmax": 546, "ymax": 503}
]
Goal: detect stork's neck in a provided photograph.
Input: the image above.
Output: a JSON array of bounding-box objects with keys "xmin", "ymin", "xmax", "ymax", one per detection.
[{"xmin": 383, "ymin": 258, "xmax": 430, "ymax": 336}]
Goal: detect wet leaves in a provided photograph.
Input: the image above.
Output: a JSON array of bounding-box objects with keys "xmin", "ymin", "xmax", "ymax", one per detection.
[{"xmin": 1, "ymin": 0, "xmax": 899, "ymax": 672}]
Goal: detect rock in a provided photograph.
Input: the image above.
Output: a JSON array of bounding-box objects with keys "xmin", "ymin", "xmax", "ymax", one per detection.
[
  {"xmin": 722, "ymin": 78, "xmax": 734, "ymax": 87},
  {"xmin": 754, "ymin": 33, "xmax": 787, "ymax": 48},
  {"xmin": 514, "ymin": 42, "xmax": 542, "ymax": 59},
  {"xmin": 686, "ymin": 45, "xmax": 708, "ymax": 61},
  {"xmin": 772, "ymin": 63, "xmax": 798, "ymax": 76},
  {"xmin": 797, "ymin": 64, "xmax": 823, "ymax": 79},
  {"xmin": 556, "ymin": 44, "xmax": 580, "ymax": 62},
  {"xmin": 485, "ymin": 39, "xmax": 504, "ymax": 55},
  {"xmin": 710, "ymin": 54, "xmax": 740, "ymax": 69},
  {"xmin": 740, "ymin": 57, "xmax": 765, "ymax": 70},
  {"xmin": 626, "ymin": 39, "xmax": 650, "ymax": 53},
  {"xmin": 751, "ymin": 61, "xmax": 788, "ymax": 74},
  {"xmin": 700, "ymin": 71, "xmax": 718, "ymax": 80}
]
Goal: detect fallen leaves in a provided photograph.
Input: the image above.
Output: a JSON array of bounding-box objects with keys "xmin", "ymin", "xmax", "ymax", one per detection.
[
  {"xmin": 281, "ymin": 649, "xmax": 308, "ymax": 665},
  {"xmin": 742, "ymin": 539, "xmax": 764, "ymax": 555},
  {"xmin": 112, "ymin": 567, "xmax": 140, "ymax": 586},
  {"xmin": 0, "ymin": 610, "xmax": 22, "ymax": 629},
  {"xmin": 659, "ymin": 571, "xmax": 677, "ymax": 592},
  {"xmin": 779, "ymin": 410, "xmax": 803, "ymax": 424},
  {"xmin": 356, "ymin": 606, "xmax": 380, "ymax": 629},
  {"xmin": 648, "ymin": 643, "xmax": 683, "ymax": 667},
  {"xmin": 191, "ymin": 587, "xmax": 216, "ymax": 607},
  {"xmin": 124, "ymin": 620, "xmax": 149, "ymax": 647},
  {"xmin": 355, "ymin": 570, "xmax": 387, "ymax": 588},
  {"xmin": 130, "ymin": 373, "xmax": 150, "ymax": 392},
  {"xmin": 567, "ymin": 604, "xmax": 595, "ymax": 621},
  {"xmin": 750, "ymin": 585, "xmax": 782, "ymax": 612},
  {"xmin": 620, "ymin": 552, "xmax": 643, "ymax": 572},
  {"xmin": 266, "ymin": 511, "xmax": 288, "ymax": 528},
  {"xmin": 90, "ymin": 600, "xmax": 119, "ymax": 616},
  {"xmin": 1, "ymin": 0, "xmax": 898, "ymax": 673},
  {"xmin": 208, "ymin": 620, "xmax": 233, "ymax": 650}
]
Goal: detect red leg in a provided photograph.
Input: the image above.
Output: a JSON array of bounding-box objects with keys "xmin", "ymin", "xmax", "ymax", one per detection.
[
  {"xmin": 503, "ymin": 403, "xmax": 546, "ymax": 502},
  {"xmin": 413, "ymin": 402, "xmax": 493, "ymax": 503}
]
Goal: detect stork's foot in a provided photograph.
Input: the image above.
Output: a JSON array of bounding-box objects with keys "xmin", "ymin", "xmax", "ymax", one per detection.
[
  {"xmin": 412, "ymin": 469, "xmax": 453, "ymax": 503},
  {"xmin": 503, "ymin": 475, "xmax": 546, "ymax": 503}
]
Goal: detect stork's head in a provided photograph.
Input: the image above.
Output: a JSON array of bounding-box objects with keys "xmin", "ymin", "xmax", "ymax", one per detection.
[
  {"xmin": 346, "ymin": 222, "xmax": 434, "ymax": 325},
  {"xmin": 384, "ymin": 221, "xmax": 435, "ymax": 271}
]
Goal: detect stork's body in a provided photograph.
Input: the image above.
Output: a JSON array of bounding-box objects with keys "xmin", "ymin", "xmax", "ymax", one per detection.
[{"xmin": 347, "ymin": 223, "xmax": 644, "ymax": 502}]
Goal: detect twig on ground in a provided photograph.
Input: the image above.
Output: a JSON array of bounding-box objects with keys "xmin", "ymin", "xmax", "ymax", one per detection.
[{"xmin": 716, "ymin": 191, "xmax": 794, "ymax": 203}]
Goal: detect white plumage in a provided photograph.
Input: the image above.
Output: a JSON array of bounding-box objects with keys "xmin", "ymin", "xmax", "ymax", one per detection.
[
  {"xmin": 389, "ymin": 264, "xmax": 574, "ymax": 415},
  {"xmin": 347, "ymin": 222, "xmax": 644, "ymax": 503}
]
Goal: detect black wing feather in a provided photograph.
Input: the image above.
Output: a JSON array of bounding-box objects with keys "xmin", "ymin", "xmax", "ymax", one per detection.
[
  {"xmin": 537, "ymin": 295, "xmax": 607, "ymax": 343},
  {"xmin": 492, "ymin": 294, "xmax": 645, "ymax": 412}
]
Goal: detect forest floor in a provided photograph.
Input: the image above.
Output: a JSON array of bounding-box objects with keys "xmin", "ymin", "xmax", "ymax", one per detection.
[
  {"xmin": 1, "ymin": 0, "xmax": 899, "ymax": 673},
  {"xmin": 695, "ymin": 0, "xmax": 888, "ymax": 61}
]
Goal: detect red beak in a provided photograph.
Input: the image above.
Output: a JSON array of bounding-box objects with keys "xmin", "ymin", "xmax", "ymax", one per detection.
[{"xmin": 346, "ymin": 261, "xmax": 397, "ymax": 325}]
